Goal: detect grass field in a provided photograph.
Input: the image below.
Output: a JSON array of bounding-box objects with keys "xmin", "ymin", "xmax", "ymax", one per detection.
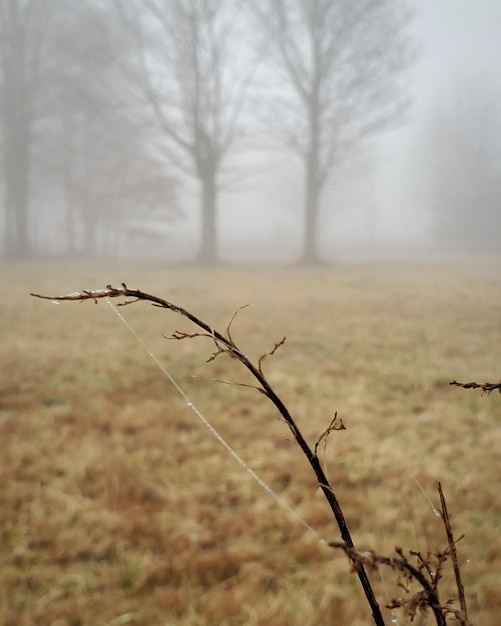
[{"xmin": 1, "ymin": 259, "xmax": 500, "ymax": 626}]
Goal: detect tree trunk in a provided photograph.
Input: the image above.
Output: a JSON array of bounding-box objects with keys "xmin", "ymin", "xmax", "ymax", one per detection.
[
  {"xmin": 198, "ymin": 172, "xmax": 218, "ymax": 263},
  {"xmin": 2, "ymin": 70, "xmax": 32, "ymax": 257},
  {"xmin": 63, "ymin": 164, "xmax": 76, "ymax": 255},
  {"xmin": 302, "ymin": 165, "xmax": 321, "ymax": 264},
  {"xmin": 81, "ymin": 176, "xmax": 96, "ymax": 256},
  {"xmin": 62, "ymin": 107, "xmax": 76, "ymax": 255},
  {"xmin": 301, "ymin": 98, "xmax": 322, "ymax": 264},
  {"xmin": 3, "ymin": 117, "xmax": 31, "ymax": 258},
  {"xmin": 0, "ymin": 1, "xmax": 36, "ymax": 259}
]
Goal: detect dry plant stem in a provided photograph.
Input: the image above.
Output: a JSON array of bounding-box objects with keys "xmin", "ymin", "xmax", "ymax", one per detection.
[
  {"xmin": 32, "ymin": 284, "xmax": 385, "ymax": 626},
  {"xmin": 449, "ymin": 380, "xmax": 501, "ymax": 394},
  {"xmin": 437, "ymin": 482, "xmax": 468, "ymax": 621},
  {"xmin": 330, "ymin": 543, "xmax": 447, "ymax": 626}
]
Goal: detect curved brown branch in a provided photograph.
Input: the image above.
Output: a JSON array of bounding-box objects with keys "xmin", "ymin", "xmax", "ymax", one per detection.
[{"xmin": 32, "ymin": 283, "xmax": 385, "ymax": 626}]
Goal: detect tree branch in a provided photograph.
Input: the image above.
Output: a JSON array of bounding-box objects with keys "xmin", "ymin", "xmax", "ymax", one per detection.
[{"xmin": 32, "ymin": 283, "xmax": 386, "ymax": 626}]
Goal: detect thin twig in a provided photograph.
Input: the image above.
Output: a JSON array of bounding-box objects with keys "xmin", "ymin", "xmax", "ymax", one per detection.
[
  {"xmin": 31, "ymin": 284, "xmax": 386, "ymax": 626},
  {"xmin": 449, "ymin": 380, "xmax": 501, "ymax": 394},
  {"xmin": 190, "ymin": 374, "xmax": 264, "ymax": 394},
  {"xmin": 314, "ymin": 411, "xmax": 346, "ymax": 457},
  {"xmin": 437, "ymin": 482, "xmax": 468, "ymax": 622},
  {"xmin": 257, "ymin": 336, "xmax": 287, "ymax": 375},
  {"xmin": 226, "ymin": 305, "xmax": 249, "ymax": 345},
  {"xmin": 330, "ymin": 542, "xmax": 447, "ymax": 626}
]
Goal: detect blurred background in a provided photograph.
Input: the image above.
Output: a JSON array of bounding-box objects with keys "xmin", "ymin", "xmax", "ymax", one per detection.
[{"xmin": 1, "ymin": 0, "xmax": 500, "ymax": 264}]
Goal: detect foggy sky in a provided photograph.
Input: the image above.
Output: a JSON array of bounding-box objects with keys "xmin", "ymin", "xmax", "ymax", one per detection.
[{"xmin": 372, "ymin": 0, "xmax": 501, "ymax": 254}]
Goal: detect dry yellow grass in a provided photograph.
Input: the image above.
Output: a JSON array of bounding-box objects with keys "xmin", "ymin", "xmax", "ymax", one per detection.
[{"xmin": 1, "ymin": 259, "xmax": 500, "ymax": 625}]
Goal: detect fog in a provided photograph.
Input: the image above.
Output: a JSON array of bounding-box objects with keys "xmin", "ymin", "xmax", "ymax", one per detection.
[{"xmin": 1, "ymin": 0, "xmax": 501, "ymax": 262}]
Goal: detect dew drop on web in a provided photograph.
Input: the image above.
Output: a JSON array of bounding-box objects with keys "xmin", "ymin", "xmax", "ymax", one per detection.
[{"xmin": 51, "ymin": 300, "xmax": 60, "ymax": 305}]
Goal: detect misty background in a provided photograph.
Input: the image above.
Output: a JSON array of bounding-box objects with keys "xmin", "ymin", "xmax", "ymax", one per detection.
[{"xmin": 1, "ymin": 0, "xmax": 500, "ymax": 263}]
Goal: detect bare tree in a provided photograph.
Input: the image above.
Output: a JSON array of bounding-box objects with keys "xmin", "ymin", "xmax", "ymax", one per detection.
[
  {"xmin": 121, "ymin": 0, "xmax": 257, "ymax": 263},
  {"xmin": 420, "ymin": 80, "xmax": 501, "ymax": 254},
  {"xmin": 255, "ymin": 0, "xmax": 414, "ymax": 263},
  {"xmin": 52, "ymin": 109, "xmax": 180, "ymax": 256},
  {"xmin": 0, "ymin": 0, "xmax": 53, "ymax": 257},
  {"xmin": 44, "ymin": 2, "xmax": 126, "ymax": 256},
  {"xmin": 29, "ymin": 2, "xmax": 181, "ymax": 257}
]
